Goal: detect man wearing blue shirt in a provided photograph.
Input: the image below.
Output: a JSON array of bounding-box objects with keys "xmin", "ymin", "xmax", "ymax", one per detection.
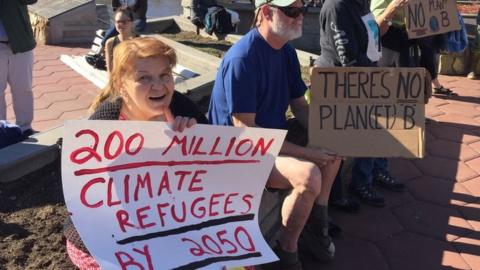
[{"xmin": 209, "ymin": 0, "xmax": 341, "ymax": 268}]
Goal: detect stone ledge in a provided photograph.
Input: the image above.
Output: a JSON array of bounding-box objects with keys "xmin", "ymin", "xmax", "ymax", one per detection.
[
  {"xmin": 171, "ymin": 15, "xmax": 319, "ymax": 67},
  {"xmin": 0, "ymin": 126, "xmax": 62, "ymax": 183}
]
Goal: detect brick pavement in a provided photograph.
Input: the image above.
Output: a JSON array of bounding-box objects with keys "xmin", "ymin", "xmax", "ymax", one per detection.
[
  {"xmin": 310, "ymin": 76, "xmax": 480, "ymax": 270},
  {"xmin": 5, "ymin": 44, "xmax": 98, "ymax": 132},
  {"xmin": 5, "ymin": 43, "xmax": 480, "ymax": 269}
]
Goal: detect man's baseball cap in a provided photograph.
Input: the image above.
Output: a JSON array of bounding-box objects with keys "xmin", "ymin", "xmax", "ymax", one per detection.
[{"xmin": 255, "ymin": 0, "xmax": 297, "ymax": 8}]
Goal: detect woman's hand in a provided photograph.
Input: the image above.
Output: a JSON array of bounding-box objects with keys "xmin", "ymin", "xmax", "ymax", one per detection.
[
  {"xmin": 171, "ymin": 116, "xmax": 197, "ymax": 132},
  {"xmin": 163, "ymin": 107, "xmax": 197, "ymax": 132},
  {"xmin": 389, "ymin": 0, "xmax": 409, "ymax": 13}
]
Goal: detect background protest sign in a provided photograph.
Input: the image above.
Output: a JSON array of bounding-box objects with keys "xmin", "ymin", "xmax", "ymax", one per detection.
[
  {"xmin": 308, "ymin": 67, "xmax": 425, "ymax": 158},
  {"xmin": 61, "ymin": 120, "xmax": 286, "ymax": 270},
  {"xmin": 405, "ymin": 0, "xmax": 460, "ymax": 38}
]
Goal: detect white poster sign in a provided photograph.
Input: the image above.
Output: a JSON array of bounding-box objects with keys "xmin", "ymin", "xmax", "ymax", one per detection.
[{"xmin": 62, "ymin": 120, "xmax": 286, "ymax": 270}]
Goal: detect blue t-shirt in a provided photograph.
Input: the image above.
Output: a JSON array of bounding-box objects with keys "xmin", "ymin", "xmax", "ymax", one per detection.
[{"xmin": 208, "ymin": 28, "xmax": 307, "ymax": 129}]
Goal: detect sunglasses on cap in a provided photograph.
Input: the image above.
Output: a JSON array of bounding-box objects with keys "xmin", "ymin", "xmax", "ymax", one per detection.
[{"xmin": 270, "ymin": 5, "xmax": 308, "ymax": 18}]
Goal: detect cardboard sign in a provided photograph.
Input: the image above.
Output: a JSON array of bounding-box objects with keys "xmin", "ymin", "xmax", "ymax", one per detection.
[
  {"xmin": 61, "ymin": 120, "xmax": 286, "ymax": 270},
  {"xmin": 308, "ymin": 67, "xmax": 425, "ymax": 158},
  {"xmin": 405, "ymin": 0, "xmax": 460, "ymax": 39}
]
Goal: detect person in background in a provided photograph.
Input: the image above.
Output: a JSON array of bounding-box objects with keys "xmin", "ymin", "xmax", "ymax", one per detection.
[
  {"xmin": 209, "ymin": 0, "xmax": 341, "ymax": 268},
  {"xmin": 101, "ymin": 0, "xmax": 148, "ymax": 47},
  {"xmin": 0, "ymin": 0, "xmax": 37, "ymax": 137},
  {"xmin": 372, "ymin": 0, "xmax": 450, "ymax": 98},
  {"xmin": 317, "ymin": 0, "xmax": 405, "ymax": 209},
  {"xmin": 468, "ymin": 8, "xmax": 480, "ymax": 80},
  {"xmin": 63, "ymin": 37, "xmax": 208, "ymax": 270},
  {"xmin": 417, "ymin": 35, "xmax": 457, "ymax": 96},
  {"xmin": 371, "ymin": 0, "xmax": 410, "ymax": 67},
  {"xmin": 105, "ymin": 7, "xmax": 138, "ymax": 72}
]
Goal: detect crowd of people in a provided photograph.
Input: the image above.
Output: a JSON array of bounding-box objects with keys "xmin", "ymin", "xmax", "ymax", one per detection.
[
  {"xmin": 65, "ymin": 0, "xmax": 468, "ymax": 269},
  {"xmin": 0, "ymin": 0, "xmax": 477, "ymax": 269}
]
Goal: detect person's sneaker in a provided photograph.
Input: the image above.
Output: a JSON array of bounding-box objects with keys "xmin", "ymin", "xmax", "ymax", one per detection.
[
  {"xmin": 298, "ymin": 221, "xmax": 335, "ymax": 262},
  {"xmin": 373, "ymin": 172, "xmax": 405, "ymax": 192},
  {"xmin": 262, "ymin": 242, "xmax": 302, "ymax": 270},
  {"xmin": 349, "ymin": 184, "xmax": 385, "ymax": 207},
  {"xmin": 330, "ymin": 197, "xmax": 360, "ymax": 213}
]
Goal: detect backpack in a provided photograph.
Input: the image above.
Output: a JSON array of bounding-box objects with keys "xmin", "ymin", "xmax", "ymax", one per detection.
[
  {"xmin": 444, "ymin": 11, "xmax": 468, "ymax": 53},
  {"xmin": 189, "ymin": 0, "xmax": 217, "ymax": 28},
  {"xmin": 204, "ymin": 6, "xmax": 235, "ymax": 35}
]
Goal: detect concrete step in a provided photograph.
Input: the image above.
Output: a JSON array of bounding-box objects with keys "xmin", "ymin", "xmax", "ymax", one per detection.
[
  {"xmin": 0, "ymin": 127, "xmax": 62, "ymax": 183},
  {"xmin": 95, "ymin": 4, "xmax": 111, "ymax": 29},
  {"xmin": 63, "ymin": 29, "xmax": 97, "ymax": 39}
]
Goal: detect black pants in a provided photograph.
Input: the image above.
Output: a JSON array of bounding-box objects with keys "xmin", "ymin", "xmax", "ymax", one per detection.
[
  {"xmin": 381, "ymin": 26, "xmax": 412, "ymax": 67},
  {"xmin": 418, "ymin": 44, "xmax": 438, "ymax": 80}
]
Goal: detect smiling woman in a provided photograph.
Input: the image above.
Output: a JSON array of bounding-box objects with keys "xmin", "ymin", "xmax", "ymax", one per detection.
[
  {"xmin": 64, "ymin": 37, "xmax": 209, "ymax": 270},
  {"xmin": 89, "ymin": 37, "xmax": 208, "ymax": 124}
]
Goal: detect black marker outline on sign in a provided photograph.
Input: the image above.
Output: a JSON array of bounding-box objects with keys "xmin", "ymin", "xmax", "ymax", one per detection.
[
  {"xmin": 172, "ymin": 252, "xmax": 262, "ymax": 270},
  {"xmin": 116, "ymin": 214, "xmax": 255, "ymax": 245}
]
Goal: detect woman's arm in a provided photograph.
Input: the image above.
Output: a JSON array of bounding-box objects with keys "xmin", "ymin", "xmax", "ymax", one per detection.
[
  {"xmin": 105, "ymin": 38, "xmax": 114, "ymax": 73},
  {"xmin": 375, "ymin": 0, "xmax": 409, "ymax": 36}
]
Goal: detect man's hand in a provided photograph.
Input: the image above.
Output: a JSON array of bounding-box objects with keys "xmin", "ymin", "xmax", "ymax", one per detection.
[{"xmin": 306, "ymin": 147, "xmax": 339, "ymax": 167}]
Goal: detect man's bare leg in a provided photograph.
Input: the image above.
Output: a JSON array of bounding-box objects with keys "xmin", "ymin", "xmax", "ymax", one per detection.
[
  {"xmin": 266, "ymin": 155, "xmax": 322, "ymax": 252},
  {"xmin": 315, "ymin": 159, "xmax": 341, "ymax": 205}
]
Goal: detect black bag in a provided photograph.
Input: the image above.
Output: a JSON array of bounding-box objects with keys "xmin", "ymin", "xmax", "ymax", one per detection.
[
  {"xmin": 85, "ymin": 53, "xmax": 107, "ymax": 71},
  {"xmin": 204, "ymin": 6, "xmax": 235, "ymax": 35},
  {"xmin": 190, "ymin": 0, "xmax": 217, "ymax": 28},
  {"xmin": 0, "ymin": 121, "xmax": 24, "ymax": 149}
]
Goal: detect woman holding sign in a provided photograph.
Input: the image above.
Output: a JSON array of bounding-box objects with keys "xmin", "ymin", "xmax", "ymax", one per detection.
[
  {"xmin": 64, "ymin": 37, "xmax": 208, "ymax": 269},
  {"xmin": 315, "ymin": 0, "xmax": 405, "ymax": 209},
  {"xmin": 372, "ymin": 0, "xmax": 457, "ymax": 96}
]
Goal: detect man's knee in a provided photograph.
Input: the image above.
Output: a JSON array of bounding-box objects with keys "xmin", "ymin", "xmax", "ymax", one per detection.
[{"xmin": 292, "ymin": 164, "xmax": 322, "ymax": 197}]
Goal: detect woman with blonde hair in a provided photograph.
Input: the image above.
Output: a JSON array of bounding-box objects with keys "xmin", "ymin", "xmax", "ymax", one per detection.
[{"xmin": 64, "ymin": 37, "xmax": 208, "ymax": 269}]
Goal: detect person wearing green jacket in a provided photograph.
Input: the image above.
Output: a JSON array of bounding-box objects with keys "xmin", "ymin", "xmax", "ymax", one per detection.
[{"xmin": 0, "ymin": 0, "xmax": 37, "ymax": 137}]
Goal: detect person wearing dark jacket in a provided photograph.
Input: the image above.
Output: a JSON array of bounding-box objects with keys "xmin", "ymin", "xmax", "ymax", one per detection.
[
  {"xmin": 316, "ymin": 0, "xmax": 380, "ymax": 68},
  {"xmin": 0, "ymin": 0, "xmax": 37, "ymax": 137},
  {"xmin": 64, "ymin": 37, "xmax": 207, "ymax": 270},
  {"xmin": 315, "ymin": 0, "xmax": 404, "ymax": 210}
]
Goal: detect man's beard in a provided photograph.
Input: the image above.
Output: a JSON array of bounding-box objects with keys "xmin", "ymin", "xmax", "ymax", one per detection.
[{"xmin": 271, "ymin": 11, "xmax": 302, "ymax": 41}]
